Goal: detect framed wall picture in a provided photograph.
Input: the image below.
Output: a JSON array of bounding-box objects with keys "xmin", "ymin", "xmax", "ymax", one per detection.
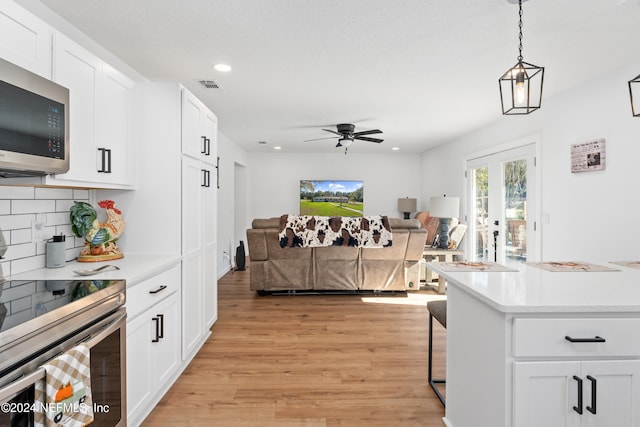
[{"xmin": 571, "ymin": 138, "xmax": 606, "ymax": 173}]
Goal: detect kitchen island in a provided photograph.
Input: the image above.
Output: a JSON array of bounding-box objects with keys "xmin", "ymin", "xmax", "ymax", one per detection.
[{"xmin": 427, "ymin": 261, "xmax": 640, "ymax": 427}]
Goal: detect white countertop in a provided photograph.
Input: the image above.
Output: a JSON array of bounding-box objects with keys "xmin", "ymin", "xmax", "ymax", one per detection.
[
  {"xmin": 427, "ymin": 261, "xmax": 640, "ymax": 313},
  {"xmin": 7, "ymin": 254, "xmax": 181, "ymax": 289}
]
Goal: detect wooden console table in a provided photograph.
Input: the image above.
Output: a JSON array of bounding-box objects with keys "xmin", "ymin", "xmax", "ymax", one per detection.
[{"xmin": 422, "ymin": 247, "xmax": 464, "ymax": 293}]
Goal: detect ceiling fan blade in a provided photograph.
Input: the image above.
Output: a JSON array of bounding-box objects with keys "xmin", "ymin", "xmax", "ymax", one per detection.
[
  {"xmin": 353, "ymin": 129, "xmax": 382, "ymax": 137},
  {"xmin": 304, "ymin": 136, "xmax": 339, "ymax": 142},
  {"xmin": 322, "ymin": 129, "xmax": 342, "ymax": 136},
  {"xmin": 355, "ymin": 136, "xmax": 384, "ymax": 143}
]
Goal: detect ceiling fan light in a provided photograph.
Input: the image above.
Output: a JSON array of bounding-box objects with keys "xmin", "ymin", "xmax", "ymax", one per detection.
[{"xmin": 338, "ymin": 137, "xmax": 353, "ymax": 147}]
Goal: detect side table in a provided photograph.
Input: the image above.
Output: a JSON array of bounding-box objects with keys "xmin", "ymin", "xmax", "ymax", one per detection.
[{"xmin": 422, "ymin": 247, "xmax": 464, "ymax": 293}]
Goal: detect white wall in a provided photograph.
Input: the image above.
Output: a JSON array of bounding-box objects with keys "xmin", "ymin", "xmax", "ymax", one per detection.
[
  {"xmin": 217, "ymin": 131, "xmax": 249, "ymax": 277},
  {"xmin": 247, "ymin": 152, "xmax": 422, "ymax": 219},
  {"xmin": 421, "ymin": 60, "xmax": 640, "ymax": 261}
]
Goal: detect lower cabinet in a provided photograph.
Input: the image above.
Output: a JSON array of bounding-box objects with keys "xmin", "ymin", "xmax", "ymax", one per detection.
[
  {"xmin": 126, "ymin": 265, "xmax": 181, "ymax": 427},
  {"xmin": 514, "ymin": 360, "xmax": 640, "ymax": 427}
]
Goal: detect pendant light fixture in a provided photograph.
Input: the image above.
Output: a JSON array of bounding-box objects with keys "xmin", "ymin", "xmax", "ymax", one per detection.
[
  {"xmin": 499, "ymin": 0, "xmax": 544, "ymax": 115},
  {"xmin": 629, "ymin": 74, "xmax": 640, "ymax": 117}
]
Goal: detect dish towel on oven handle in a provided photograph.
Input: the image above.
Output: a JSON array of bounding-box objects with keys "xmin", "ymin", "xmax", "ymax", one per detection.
[{"xmin": 34, "ymin": 343, "xmax": 94, "ymax": 427}]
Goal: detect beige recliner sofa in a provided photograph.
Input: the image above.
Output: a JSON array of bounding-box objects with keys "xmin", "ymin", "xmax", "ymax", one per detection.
[{"xmin": 246, "ymin": 217, "xmax": 427, "ymax": 294}]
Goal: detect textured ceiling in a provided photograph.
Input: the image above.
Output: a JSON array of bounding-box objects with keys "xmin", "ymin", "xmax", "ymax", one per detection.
[{"xmin": 17, "ymin": 0, "xmax": 640, "ymax": 154}]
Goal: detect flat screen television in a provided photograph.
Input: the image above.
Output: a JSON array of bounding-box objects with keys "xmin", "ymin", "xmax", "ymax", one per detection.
[{"xmin": 300, "ymin": 180, "xmax": 363, "ymax": 217}]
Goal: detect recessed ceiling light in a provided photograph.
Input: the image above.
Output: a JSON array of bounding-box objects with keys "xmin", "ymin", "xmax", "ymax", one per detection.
[
  {"xmin": 392, "ymin": 147, "xmax": 400, "ymax": 151},
  {"xmin": 214, "ymin": 64, "xmax": 232, "ymax": 72},
  {"xmin": 274, "ymin": 146, "xmax": 282, "ymax": 150}
]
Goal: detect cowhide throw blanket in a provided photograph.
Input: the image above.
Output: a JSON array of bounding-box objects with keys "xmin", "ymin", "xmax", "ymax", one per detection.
[{"xmin": 279, "ymin": 214, "xmax": 392, "ymax": 248}]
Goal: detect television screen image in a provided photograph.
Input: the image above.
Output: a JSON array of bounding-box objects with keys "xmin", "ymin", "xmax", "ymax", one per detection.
[{"xmin": 300, "ymin": 180, "xmax": 363, "ymax": 217}]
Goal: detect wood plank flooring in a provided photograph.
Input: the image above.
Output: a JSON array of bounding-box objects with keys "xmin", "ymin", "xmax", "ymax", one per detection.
[{"xmin": 142, "ymin": 268, "xmax": 447, "ymax": 426}]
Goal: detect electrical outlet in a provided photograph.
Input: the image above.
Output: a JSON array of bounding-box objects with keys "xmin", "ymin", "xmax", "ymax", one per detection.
[{"xmin": 31, "ymin": 220, "xmax": 45, "ymax": 242}]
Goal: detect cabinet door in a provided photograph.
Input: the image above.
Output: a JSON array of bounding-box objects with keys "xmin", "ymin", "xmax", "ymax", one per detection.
[
  {"xmin": 126, "ymin": 312, "xmax": 153, "ymax": 423},
  {"xmin": 181, "ymin": 156, "xmax": 204, "ymax": 359},
  {"xmin": 0, "ymin": 2, "xmax": 52, "ymax": 78},
  {"xmin": 154, "ymin": 293, "xmax": 181, "ymax": 387},
  {"xmin": 95, "ymin": 64, "xmax": 134, "ymax": 186},
  {"xmin": 202, "ymin": 109, "xmax": 217, "ymax": 166},
  {"xmin": 514, "ymin": 361, "xmax": 582, "ymax": 427},
  {"xmin": 581, "ymin": 360, "xmax": 640, "ymax": 427},
  {"xmin": 52, "ymin": 33, "xmax": 99, "ymax": 182},
  {"xmin": 181, "ymin": 90, "xmax": 205, "ymax": 159}
]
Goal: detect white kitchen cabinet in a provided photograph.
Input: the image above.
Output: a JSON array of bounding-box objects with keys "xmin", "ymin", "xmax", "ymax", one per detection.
[
  {"xmin": 0, "ymin": 1, "xmax": 52, "ymax": 78},
  {"xmin": 121, "ymin": 82, "xmax": 217, "ymax": 363},
  {"xmin": 126, "ymin": 265, "xmax": 181, "ymax": 427},
  {"xmin": 181, "ymin": 88, "xmax": 218, "ymax": 338},
  {"xmin": 514, "ymin": 360, "xmax": 640, "ymax": 427},
  {"xmin": 181, "ymin": 90, "xmax": 218, "ymax": 166},
  {"xmin": 48, "ymin": 32, "xmax": 134, "ymax": 189},
  {"xmin": 181, "ymin": 155, "xmax": 204, "ymax": 358},
  {"xmin": 428, "ymin": 263, "xmax": 640, "ymax": 427}
]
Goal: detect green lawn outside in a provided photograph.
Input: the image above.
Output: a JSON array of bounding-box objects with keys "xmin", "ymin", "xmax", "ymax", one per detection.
[{"xmin": 300, "ymin": 200, "xmax": 363, "ymax": 217}]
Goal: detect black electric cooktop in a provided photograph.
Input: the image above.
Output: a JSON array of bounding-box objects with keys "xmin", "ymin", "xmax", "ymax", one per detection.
[{"xmin": 0, "ymin": 278, "xmax": 120, "ymax": 334}]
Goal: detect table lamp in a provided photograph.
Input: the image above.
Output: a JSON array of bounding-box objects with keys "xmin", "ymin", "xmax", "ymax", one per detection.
[
  {"xmin": 398, "ymin": 197, "xmax": 417, "ymax": 220},
  {"xmin": 430, "ymin": 195, "xmax": 460, "ymax": 249}
]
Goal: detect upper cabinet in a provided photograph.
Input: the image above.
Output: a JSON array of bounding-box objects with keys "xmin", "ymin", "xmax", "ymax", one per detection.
[
  {"xmin": 0, "ymin": 2, "xmax": 52, "ymax": 79},
  {"xmin": 182, "ymin": 90, "xmax": 218, "ymax": 166},
  {"xmin": 47, "ymin": 33, "xmax": 135, "ymax": 189}
]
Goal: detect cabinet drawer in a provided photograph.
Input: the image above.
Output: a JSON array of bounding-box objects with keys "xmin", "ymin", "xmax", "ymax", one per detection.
[
  {"xmin": 126, "ymin": 265, "xmax": 180, "ymax": 320},
  {"xmin": 513, "ymin": 317, "xmax": 640, "ymax": 358}
]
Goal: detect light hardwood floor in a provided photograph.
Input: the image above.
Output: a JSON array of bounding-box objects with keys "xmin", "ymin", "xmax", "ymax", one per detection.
[{"xmin": 142, "ymin": 268, "xmax": 447, "ymax": 426}]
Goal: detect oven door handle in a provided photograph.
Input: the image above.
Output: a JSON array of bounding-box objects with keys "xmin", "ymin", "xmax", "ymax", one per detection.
[
  {"xmin": 77, "ymin": 310, "xmax": 127, "ymax": 349},
  {"xmin": 0, "ymin": 367, "xmax": 45, "ymax": 402}
]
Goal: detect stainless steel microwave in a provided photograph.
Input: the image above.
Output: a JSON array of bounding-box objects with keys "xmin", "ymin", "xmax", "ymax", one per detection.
[{"xmin": 0, "ymin": 57, "xmax": 69, "ymax": 177}]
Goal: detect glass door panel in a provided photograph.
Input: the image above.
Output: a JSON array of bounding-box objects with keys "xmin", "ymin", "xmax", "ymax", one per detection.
[
  {"xmin": 466, "ymin": 143, "xmax": 536, "ymax": 265},
  {"xmin": 504, "ymin": 158, "xmax": 528, "ymax": 262}
]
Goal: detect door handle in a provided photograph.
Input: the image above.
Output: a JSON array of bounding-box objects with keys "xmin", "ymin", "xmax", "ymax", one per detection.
[
  {"xmin": 565, "ymin": 335, "xmax": 606, "ymax": 343},
  {"xmin": 573, "ymin": 375, "xmax": 583, "ymax": 414},
  {"xmin": 201, "ymin": 169, "xmax": 210, "ymax": 187},
  {"xmin": 201, "ymin": 136, "xmax": 207, "ymax": 154},
  {"xmin": 149, "ymin": 285, "xmax": 167, "ymax": 294},
  {"xmin": 151, "ymin": 316, "xmax": 160, "ymax": 343},
  {"xmin": 586, "ymin": 375, "xmax": 597, "ymax": 414},
  {"xmin": 157, "ymin": 313, "xmax": 164, "ymax": 339},
  {"xmin": 97, "ymin": 148, "xmax": 112, "ymax": 173}
]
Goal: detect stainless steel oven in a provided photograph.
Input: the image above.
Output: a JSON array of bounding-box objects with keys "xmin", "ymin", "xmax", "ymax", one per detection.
[{"xmin": 0, "ymin": 278, "xmax": 126, "ymax": 427}]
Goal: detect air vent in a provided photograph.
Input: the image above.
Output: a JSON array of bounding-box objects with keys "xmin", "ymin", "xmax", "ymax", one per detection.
[
  {"xmin": 258, "ymin": 141, "xmax": 268, "ymax": 145},
  {"xmin": 198, "ymin": 80, "xmax": 220, "ymax": 89}
]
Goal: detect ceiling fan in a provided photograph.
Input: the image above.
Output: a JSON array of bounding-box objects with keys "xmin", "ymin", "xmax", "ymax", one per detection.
[{"xmin": 305, "ymin": 123, "xmax": 384, "ymax": 151}]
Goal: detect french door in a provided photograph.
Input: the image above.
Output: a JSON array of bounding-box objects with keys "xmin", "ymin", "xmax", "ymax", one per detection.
[{"xmin": 465, "ymin": 143, "xmax": 538, "ymax": 265}]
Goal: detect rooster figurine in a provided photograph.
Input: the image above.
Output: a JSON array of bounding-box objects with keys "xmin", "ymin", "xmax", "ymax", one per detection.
[{"xmin": 70, "ymin": 200, "xmax": 125, "ymax": 262}]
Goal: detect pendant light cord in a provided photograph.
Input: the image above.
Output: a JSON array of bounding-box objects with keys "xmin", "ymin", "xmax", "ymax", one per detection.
[{"xmin": 518, "ymin": 0, "xmax": 524, "ymax": 61}]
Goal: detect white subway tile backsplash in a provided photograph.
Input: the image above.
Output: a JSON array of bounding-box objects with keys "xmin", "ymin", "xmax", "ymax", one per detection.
[
  {"xmin": 1, "ymin": 214, "xmax": 35, "ymax": 230},
  {"xmin": 0, "ymin": 187, "xmax": 34, "ymax": 200},
  {"xmin": 11, "ymin": 255, "xmax": 46, "ymax": 275},
  {"xmin": 10, "ymin": 229, "xmax": 31, "ymax": 245},
  {"xmin": 4, "ymin": 243, "xmax": 36, "ymax": 261},
  {"xmin": 73, "ymin": 189, "xmax": 90, "ymax": 199},
  {"xmin": 56, "ymin": 200, "xmax": 75, "ymax": 212},
  {"xmin": 1, "ymin": 185, "xmax": 93, "ymax": 276},
  {"xmin": 47, "ymin": 212, "xmax": 72, "ymax": 226},
  {"xmin": 35, "ymin": 188, "xmax": 74, "ymax": 200},
  {"xmin": 11, "ymin": 200, "xmax": 56, "ymax": 215}
]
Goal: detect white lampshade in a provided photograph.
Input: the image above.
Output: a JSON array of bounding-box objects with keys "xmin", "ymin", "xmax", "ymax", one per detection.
[
  {"xmin": 430, "ymin": 196, "xmax": 459, "ymax": 218},
  {"xmin": 397, "ymin": 198, "xmax": 417, "ymax": 213}
]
